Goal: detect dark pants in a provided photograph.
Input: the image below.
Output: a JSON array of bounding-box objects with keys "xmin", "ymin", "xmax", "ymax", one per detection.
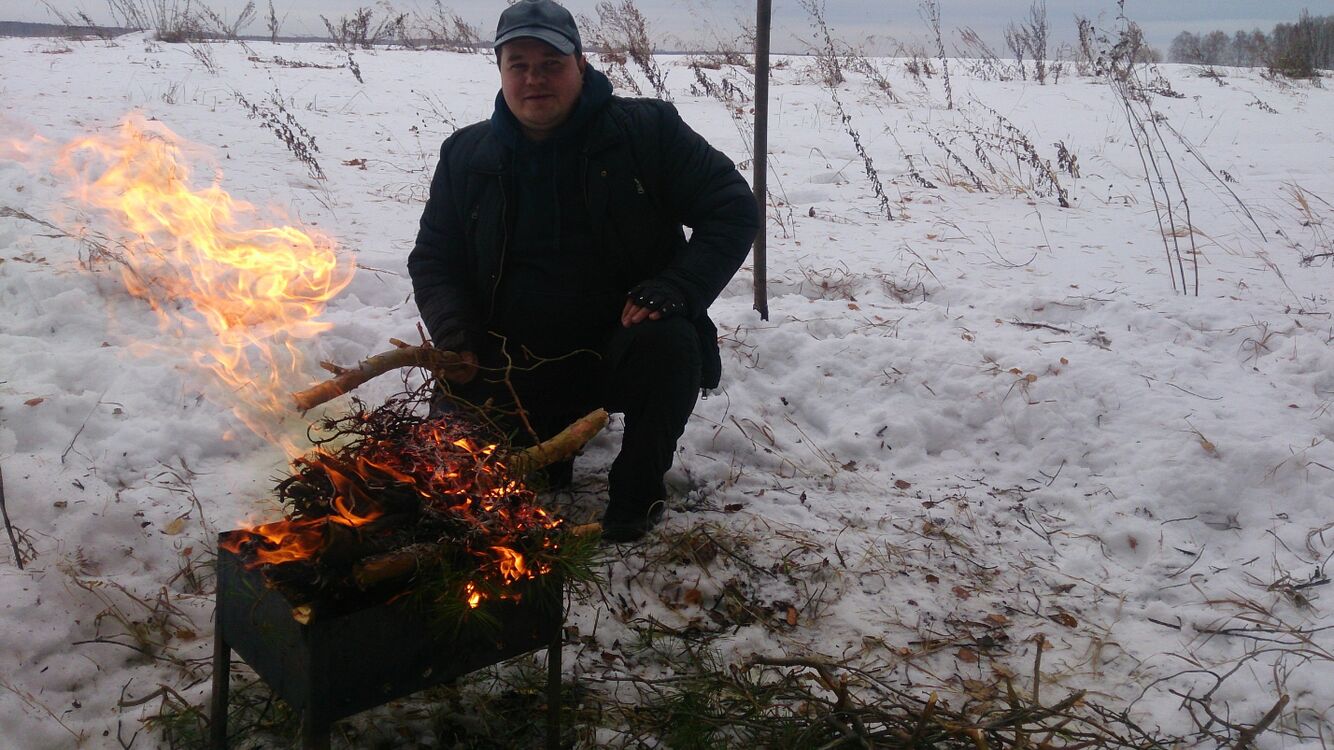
[{"xmin": 440, "ymin": 317, "xmax": 700, "ymax": 518}]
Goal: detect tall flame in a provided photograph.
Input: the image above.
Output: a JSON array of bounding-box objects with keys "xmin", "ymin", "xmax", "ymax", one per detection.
[{"xmin": 13, "ymin": 114, "xmax": 353, "ymax": 450}]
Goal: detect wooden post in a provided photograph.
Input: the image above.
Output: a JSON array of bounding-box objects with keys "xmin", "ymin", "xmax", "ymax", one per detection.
[{"xmin": 752, "ymin": 0, "xmax": 773, "ymax": 321}]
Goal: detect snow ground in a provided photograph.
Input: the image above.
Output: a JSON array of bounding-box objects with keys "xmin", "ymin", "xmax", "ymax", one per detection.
[{"xmin": 1, "ymin": 33, "xmax": 1332, "ymax": 747}]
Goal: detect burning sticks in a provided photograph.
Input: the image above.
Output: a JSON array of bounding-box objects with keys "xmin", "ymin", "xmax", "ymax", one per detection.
[{"xmin": 223, "ymin": 386, "xmax": 605, "ymax": 625}]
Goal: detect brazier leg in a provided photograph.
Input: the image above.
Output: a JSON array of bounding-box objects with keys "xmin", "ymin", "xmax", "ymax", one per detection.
[
  {"xmin": 209, "ymin": 626, "xmax": 230, "ymax": 749},
  {"xmin": 546, "ymin": 630, "xmax": 562, "ymax": 750}
]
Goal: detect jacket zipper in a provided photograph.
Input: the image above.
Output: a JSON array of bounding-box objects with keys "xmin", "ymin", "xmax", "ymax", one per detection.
[
  {"xmin": 582, "ymin": 154, "xmax": 593, "ymax": 236},
  {"xmin": 488, "ymin": 173, "xmax": 508, "ymax": 318}
]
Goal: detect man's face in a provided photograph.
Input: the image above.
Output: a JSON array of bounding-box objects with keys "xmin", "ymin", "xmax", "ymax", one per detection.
[{"xmin": 499, "ymin": 37, "xmax": 586, "ymax": 140}]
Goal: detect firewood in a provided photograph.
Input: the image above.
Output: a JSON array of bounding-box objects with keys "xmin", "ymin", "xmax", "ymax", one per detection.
[
  {"xmin": 352, "ymin": 542, "xmax": 445, "ymax": 590},
  {"xmin": 505, "ymin": 409, "xmax": 610, "ymax": 476},
  {"xmin": 352, "ymin": 523, "xmax": 603, "ymax": 590},
  {"xmin": 291, "ymin": 345, "xmax": 478, "ymax": 411},
  {"xmin": 567, "ymin": 523, "xmax": 603, "ymax": 538}
]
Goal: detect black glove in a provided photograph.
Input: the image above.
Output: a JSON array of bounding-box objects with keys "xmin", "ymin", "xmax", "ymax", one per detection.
[{"xmin": 627, "ymin": 279, "xmax": 686, "ymax": 317}]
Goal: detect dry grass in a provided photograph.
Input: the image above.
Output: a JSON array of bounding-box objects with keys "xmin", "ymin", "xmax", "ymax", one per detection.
[
  {"xmin": 1285, "ymin": 183, "xmax": 1333, "ymax": 267},
  {"xmin": 581, "ymin": 0, "xmax": 670, "ymax": 99}
]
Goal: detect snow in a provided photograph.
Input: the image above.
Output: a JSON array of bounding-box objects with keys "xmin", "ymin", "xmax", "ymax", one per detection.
[{"xmin": 2, "ymin": 33, "xmax": 1333, "ymax": 747}]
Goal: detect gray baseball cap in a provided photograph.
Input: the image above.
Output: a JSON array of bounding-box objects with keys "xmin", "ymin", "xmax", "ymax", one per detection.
[{"xmin": 494, "ymin": 0, "xmax": 582, "ymax": 56}]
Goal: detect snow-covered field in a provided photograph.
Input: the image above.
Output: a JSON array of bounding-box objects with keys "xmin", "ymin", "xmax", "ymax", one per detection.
[{"xmin": 2, "ymin": 32, "xmax": 1332, "ymax": 747}]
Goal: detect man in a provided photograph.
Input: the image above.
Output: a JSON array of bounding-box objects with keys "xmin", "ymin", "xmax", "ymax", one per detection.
[{"xmin": 408, "ymin": 0, "xmax": 758, "ymax": 542}]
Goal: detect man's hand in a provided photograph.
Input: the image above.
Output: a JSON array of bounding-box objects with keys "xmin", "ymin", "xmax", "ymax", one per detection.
[
  {"xmin": 453, "ymin": 350, "xmax": 479, "ymax": 384},
  {"xmin": 622, "ymin": 280, "xmax": 685, "ymax": 327},
  {"xmin": 621, "ymin": 299, "xmax": 662, "ymax": 327},
  {"xmin": 428, "ymin": 328, "xmax": 480, "ymax": 383}
]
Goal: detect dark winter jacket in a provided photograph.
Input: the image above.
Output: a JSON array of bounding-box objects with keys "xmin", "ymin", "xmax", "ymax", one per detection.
[{"xmin": 408, "ymin": 67, "xmax": 759, "ymax": 389}]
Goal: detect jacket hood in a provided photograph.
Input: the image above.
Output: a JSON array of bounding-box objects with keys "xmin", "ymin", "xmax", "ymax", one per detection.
[{"xmin": 490, "ymin": 64, "xmax": 614, "ymax": 146}]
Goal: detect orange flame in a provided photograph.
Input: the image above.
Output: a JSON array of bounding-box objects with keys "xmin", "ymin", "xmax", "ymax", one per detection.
[
  {"xmin": 492, "ymin": 546, "xmax": 528, "ymax": 584},
  {"xmin": 221, "ymin": 517, "xmax": 327, "ymax": 566},
  {"xmin": 18, "ymin": 115, "xmax": 353, "ymax": 450}
]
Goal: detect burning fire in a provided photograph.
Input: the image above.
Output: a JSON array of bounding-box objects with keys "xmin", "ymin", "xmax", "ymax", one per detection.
[
  {"xmin": 493, "ymin": 546, "xmax": 530, "ymax": 583},
  {"xmin": 220, "ymin": 413, "xmax": 561, "ymax": 611},
  {"xmin": 11, "ymin": 114, "xmax": 353, "ymax": 449},
  {"xmin": 232, "ymin": 517, "xmax": 329, "ymax": 566},
  {"xmin": 4, "ymin": 115, "xmax": 563, "ymax": 614}
]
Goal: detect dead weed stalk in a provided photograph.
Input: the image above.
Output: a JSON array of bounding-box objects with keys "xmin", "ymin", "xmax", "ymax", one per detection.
[
  {"xmin": 1285, "ymin": 183, "xmax": 1333, "ymax": 267},
  {"xmin": 582, "ymin": 0, "xmax": 670, "ymax": 99},
  {"xmin": 234, "ymin": 89, "xmax": 326, "ymax": 180},
  {"xmin": 800, "ymin": 0, "xmax": 895, "ymax": 222},
  {"xmin": 920, "ymin": 0, "xmax": 953, "ymax": 108}
]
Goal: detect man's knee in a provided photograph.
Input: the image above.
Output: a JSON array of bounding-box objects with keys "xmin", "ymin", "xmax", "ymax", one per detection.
[
  {"xmin": 603, "ymin": 317, "xmax": 701, "ymax": 412},
  {"xmin": 615, "ymin": 317, "xmax": 700, "ymax": 367}
]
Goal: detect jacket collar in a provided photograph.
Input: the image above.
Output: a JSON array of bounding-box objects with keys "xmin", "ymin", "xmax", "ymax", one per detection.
[{"xmin": 470, "ymin": 66, "xmax": 618, "ymax": 172}]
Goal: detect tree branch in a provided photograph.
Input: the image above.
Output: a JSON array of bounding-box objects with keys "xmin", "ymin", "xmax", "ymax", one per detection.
[{"xmin": 291, "ymin": 345, "xmax": 477, "ymax": 411}]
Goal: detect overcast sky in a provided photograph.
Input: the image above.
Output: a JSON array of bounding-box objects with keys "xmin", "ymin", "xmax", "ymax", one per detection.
[{"xmin": 10, "ymin": 1, "xmax": 1331, "ymax": 52}]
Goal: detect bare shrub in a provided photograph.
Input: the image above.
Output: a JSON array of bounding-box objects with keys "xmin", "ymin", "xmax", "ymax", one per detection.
[
  {"xmin": 916, "ymin": 102, "xmax": 1070, "ymax": 207},
  {"xmin": 907, "ymin": 130, "xmax": 958, "ymax": 190},
  {"xmin": 1074, "ymin": 17, "xmax": 1097, "ymax": 75},
  {"xmin": 266, "ymin": 0, "xmax": 282, "ymax": 43},
  {"xmin": 689, "ymin": 62, "xmax": 752, "ymax": 110},
  {"xmin": 582, "ymin": 0, "xmax": 669, "ymax": 99},
  {"xmin": 106, "ymin": 0, "xmax": 204, "ymax": 42},
  {"xmin": 100, "ymin": 0, "xmax": 263, "ymax": 43},
  {"xmin": 956, "ymin": 26, "xmax": 1010, "ymax": 81},
  {"xmin": 1004, "ymin": 1, "xmax": 1050, "ymax": 83},
  {"xmin": 1026, "ymin": 1, "xmax": 1049, "ymax": 83},
  {"xmin": 1049, "ymin": 43, "xmax": 1070, "ymax": 83},
  {"xmin": 1077, "ymin": 11, "xmax": 1156, "ymax": 82},
  {"xmin": 898, "ymin": 40, "xmax": 935, "ymax": 95},
  {"xmin": 842, "ymin": 54, "xmax": 898, "ymax": 102},
  {"xmin": 684, "ymin": 7, "xmax": 755, "ymax": 72},
  {"xmin": 195, "ymin": 1, "xmax": 256, "ymax": 41},
  {"xmin": 414, "ymin": 1, "xmax": 482, "ymax": 53},
  {"xmin": 188, "ymin": 40, "xmax": 218, "ymax": 73},
  {"xmin": 1004, "ymin": 22, "xmax": 1026, "ymax": 79},
  {"xmin": 321, "ymin": 5, "xmax": 409, "ymax": 50}
]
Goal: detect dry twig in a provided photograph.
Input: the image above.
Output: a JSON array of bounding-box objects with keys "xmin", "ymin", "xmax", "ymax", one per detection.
[{"xmin": 0, "ymin": 463, "xmax": 22, "ymax": 570}]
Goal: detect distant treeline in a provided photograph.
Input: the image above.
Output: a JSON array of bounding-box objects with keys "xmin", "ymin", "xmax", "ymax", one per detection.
[
  {"xmin": 0, "ymin": 21, "xmax": 135, "ymax": 38},
  {"xmin": 0, "ymin": 20, "xmax": 324, "ymax": 44},
  {"xmin": 1169, "ymin": 11, "xmax": 1332, "ymax": 77}
]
